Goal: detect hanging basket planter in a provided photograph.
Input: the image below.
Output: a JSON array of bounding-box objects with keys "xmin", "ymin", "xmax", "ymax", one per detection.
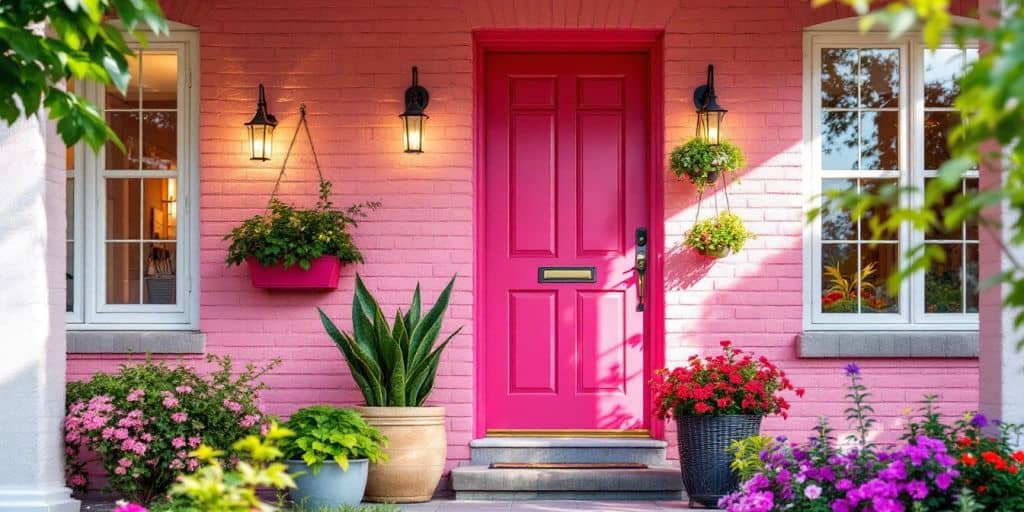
[
  {"xmin": 685, "ymin": 211, "xmax": 754, "ymax": 259},
  {"xmin": 224, "ymin": 105, "xmax": 379, "ymax": 290},
  {"xmin": 247, "ymin": 256, "xmax": 343, "ymax": 290},
  {"xmin": 669, "ymin": 139, "xmax": 744, "ymax": 193}
]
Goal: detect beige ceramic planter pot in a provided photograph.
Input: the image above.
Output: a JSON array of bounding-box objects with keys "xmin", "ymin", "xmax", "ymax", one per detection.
[{"xmin": 354, "ymin": 406, "xmax": 446, "ymax": 503}]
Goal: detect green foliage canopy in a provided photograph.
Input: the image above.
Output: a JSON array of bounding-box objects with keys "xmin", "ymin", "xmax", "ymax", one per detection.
[
  {"xmin": 282, "ymin": 405, "xmax": 387, "ymax": 474},
  {"xmin": 0, "ymin": 0, "xmax": 167, "ymax": 150}
]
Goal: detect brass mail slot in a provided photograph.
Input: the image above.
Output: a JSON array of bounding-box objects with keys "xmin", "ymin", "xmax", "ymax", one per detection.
[{"xmin": 538, "ymin": 266, "xmax": 596, "ymax": 283}]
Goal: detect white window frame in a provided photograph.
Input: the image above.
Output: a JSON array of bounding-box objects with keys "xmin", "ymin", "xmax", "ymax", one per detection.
[
  {"xmin": 802, "ymin": 26, "xmax": 979, "ymax": 332},
  {"xmin": 68, "ymin": 24, "xmax": 200, "ymax": 330}
]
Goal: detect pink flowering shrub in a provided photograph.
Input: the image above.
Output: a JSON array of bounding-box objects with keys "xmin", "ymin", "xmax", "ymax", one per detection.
[{"xmin": 64, "ymin": 355, "xmax": 279, "ymax": 504}]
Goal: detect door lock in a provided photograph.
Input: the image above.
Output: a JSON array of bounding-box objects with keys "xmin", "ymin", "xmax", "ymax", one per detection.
[{"xmin": 635, "ymin": 227, "xmax": 648, "ymax": 312}]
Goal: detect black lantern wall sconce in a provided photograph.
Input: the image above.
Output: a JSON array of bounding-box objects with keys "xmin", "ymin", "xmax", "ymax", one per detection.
[
  {"xmin": 245, "ymin": 84, "xmax": 278, "ymax": 161},
  {"xmin": 400, "ymin": 66, "xmax": 429, "ymax": 153},
  {"xmin": 693, "ymin": 64, "xmax": 727, "ymax": 145}
]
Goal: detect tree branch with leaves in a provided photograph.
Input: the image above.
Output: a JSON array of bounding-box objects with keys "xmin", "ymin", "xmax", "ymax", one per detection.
[{"xmin": 0, "ymin": 0, "xmax": 167, "ymax": 150}]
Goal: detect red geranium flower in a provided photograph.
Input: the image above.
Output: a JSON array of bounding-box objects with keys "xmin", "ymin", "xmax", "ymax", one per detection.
[{"xmin": 962, "ymin": 453, "xmax": 978, "ymax": 467}]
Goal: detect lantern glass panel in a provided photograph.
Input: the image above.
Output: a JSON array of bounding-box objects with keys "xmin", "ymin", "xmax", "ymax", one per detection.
[
  {"xmin": 249, "ymin": 123, "xmax": 273, "ymax": 161},
  {"xmin": 403, "ymin": 114, "xmax": 425, "ymax": 153}
]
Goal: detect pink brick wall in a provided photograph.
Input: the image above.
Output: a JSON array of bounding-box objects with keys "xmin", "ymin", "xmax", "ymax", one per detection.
[{"xmin": 67, "ymin": 0, "xmax": 981, "ymax": 483}]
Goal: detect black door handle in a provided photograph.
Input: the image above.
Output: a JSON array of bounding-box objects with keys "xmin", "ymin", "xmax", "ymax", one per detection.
[{"xmin": 635, "ymin": 227, "xmax": 648, "ymax": 312}]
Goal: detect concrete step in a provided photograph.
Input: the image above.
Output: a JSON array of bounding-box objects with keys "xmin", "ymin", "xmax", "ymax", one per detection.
[
  {"xmin": 451, "ymin": 465, "xmax": 684, "ymax": 501},
  {"xmin": 469, "ymin": 437, "xmax": 669, "ymax": 466}
]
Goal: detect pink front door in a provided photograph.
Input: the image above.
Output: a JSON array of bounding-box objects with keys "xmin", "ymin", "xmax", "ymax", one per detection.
[{"xmin": 483, "ymin": 52, "xmax": 650, "ymax": 432}]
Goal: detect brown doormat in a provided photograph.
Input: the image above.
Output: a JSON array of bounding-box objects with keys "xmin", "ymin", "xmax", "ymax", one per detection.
[{"xmin": 489, "ymin": 462, "xmax": 648, "ymax": 469}]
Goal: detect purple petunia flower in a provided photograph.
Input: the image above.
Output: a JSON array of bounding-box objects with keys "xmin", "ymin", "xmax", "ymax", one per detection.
[
  {"xmin": 971, "ymin": 413, "xmax": 989, "ymax": 428},
  {"xmin": 845, "ymin": 362, "xmax": 861, "ymax": 377},
  {"xmin": 905, "ymin": 480, "xmax": 929, "ymax": 500}
]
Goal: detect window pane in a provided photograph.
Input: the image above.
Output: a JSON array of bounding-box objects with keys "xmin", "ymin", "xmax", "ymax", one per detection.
[
  {"xmin": 924, "ymin": 111, "xmax": 959, "ymax": 170},
  {"xmin": 860, "ymin": 111, "xmax": 898, "ymax": 170},
  {"xmin": 822, "ymin": 244, "xmax": 858, "ymax": 313},
  {"xmin": 141, "ymin": 51, "xmax": 178, "ymax": 110},
  {"xmin": 105, "ymin": 111, "xmax": 140, "ymax": 170},
  {"xmin": 860, "ymin": 49, "xmax": 899, "ymax": 108},
  {"xmin": 106, "ymin": 179, "xmax": 141, "ymax": 240},
  {"xmin": 66, "ymin": 178, "xmax": 74, "ymax": 240},
  {"xmin": 141, "ymin": 112, "xmax": 177, "ymax": 170},
  {"xmin": 66, "ymin": 242, "xmax": 74, "ymax": 312},
  {"xmin": 925, "ymin": 244, "xmax": 964, "ymax": 313},
  {"xmin": 822, "ymin": 111, "xmax": 859, "ymax": 170},
  {"xmin": 105, "ymin": 54, "xmax": 140, "ymax": 110},
  {"xmin": 966, "ymin": 244, "xmax": 979, "ymax": 313},
  {"xmin": 106, "ymin": 242, "xmax": 142, "ymax": 304},
  {"xmin": 821, "ymin": 48, "xmax": 858, "ymax": 108},
  {"xmin": 924, "ymin": 48, "xmax": 962, "ymax": 108},
  {"xmin": 966, "ymin": 179, "xmax": 979, "ymax": 240},
  {"xmin": 144, "ymin": 178, "xmax": 178, "ymax": 240},
  {"xmin": 143, "ymin": 242, "xmax": 176, "ymax": 304},
  {"xmin": 860, "ymin": 179, "xmax": 898, "ymax": 241},
  {"xmin": 862, "ymin": 244, "xmax": 899, "ymax": 313},
  {"xmin": 821, "ymin": 179, "xmax": 856, "ymax": 240}
]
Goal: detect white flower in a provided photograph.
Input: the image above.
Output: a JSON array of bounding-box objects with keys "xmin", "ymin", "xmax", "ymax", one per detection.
[{"xmin": 804, "ymin": 484, "xmax": 822, "ymax": 500}]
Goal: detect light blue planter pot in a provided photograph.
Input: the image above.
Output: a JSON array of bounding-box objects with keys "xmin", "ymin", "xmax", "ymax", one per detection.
[{"xmin": 287, "ymin": 459, "xmax": 369, "ymax": 508}]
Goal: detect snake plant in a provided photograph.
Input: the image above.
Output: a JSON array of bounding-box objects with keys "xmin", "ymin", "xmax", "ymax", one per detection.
[{"xmin": 318, "ymin": 275, "xmax": 460, "ymax": 407}]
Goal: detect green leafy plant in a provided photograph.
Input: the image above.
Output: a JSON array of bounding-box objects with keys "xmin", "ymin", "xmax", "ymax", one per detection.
[
  {"xmin": 160, "ymin": 422, "xmax": 297, "ymax": 512},
  {"xmin": 282, "ymin": 405, "xmax": 387, "ymax": 474},
  {"xmin": 684, "ymin": 211, "xmax": 755, "ymax": 258},
  {"xmin": 925, "ymin": 271, "xmax": 963, "ymax": 313},
  {"xmin": 65, "ymin": 355, "xmax": 278, "ymax": 504},
  {"xmin": 729, "ymin": 435, "xmax": 773, "ymax": 482},
  {"xmin": 224, "ymin": 181, "xmax": 380, "ymax": 270},
  {"xmin": 669, "ymin": 138, "xmax": 745, "ymax": 192},
  {"xmin": 0, "ymin": 0, "xmax": 166, "ymax": 150},
  {"xmin": 318, "ymin": 275, "xmax": 461, "ymax": 407}
]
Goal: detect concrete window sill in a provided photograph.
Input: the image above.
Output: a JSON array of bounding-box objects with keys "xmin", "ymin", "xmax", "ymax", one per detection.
[
  {"xmin": 798, "ymin": 331, "xmax": 978, "ymax": 358},
  {"xmin": 67, "ymin": 331, "xmax": 206, "ymax": 354}
]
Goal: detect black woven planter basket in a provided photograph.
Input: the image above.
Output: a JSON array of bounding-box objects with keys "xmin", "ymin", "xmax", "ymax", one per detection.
[{"xmin": 675, "ymin": 414, "xmax": 762, "ymax": 508}]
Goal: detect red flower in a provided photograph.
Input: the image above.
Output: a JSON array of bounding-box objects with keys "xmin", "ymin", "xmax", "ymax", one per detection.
[
  {"xmin": 795, "ymin": 388, "xmax": 806, "ymax": 398},
  {"xmin": 978, "ymin": 485, "xmax": 987, "ymax": 494},
  {"xmin": 719, "ymin": 340, "xmax": 732, "ymax": 349},
  {"xmin": 957, "ymin": 437, "xmax": 973, "ymax": 448},
  {"xmin": 717, "ymin": 398, "xmax": 732, "ymax": 408},
  {"xmin": 961, "ymin": 453, "xmax": 978, "ymax": 467},
  {"xmin": 694, "ymin": 402, "xmax": 713, "ymax": 414},
  {"xmin": 1013, "ymin": 451, "xmax": 1024, "ymax": 464},
  {"xmin": 744, "ymin": 380, "xmax": 764, "ymax": 394},
  {"xmin": 1009, "ymin": 465, "xmax": 1020, "ymax": 475},
  {"xmin": 982, "ymin": 451, "xmax": 1007, "ymax": 470}
]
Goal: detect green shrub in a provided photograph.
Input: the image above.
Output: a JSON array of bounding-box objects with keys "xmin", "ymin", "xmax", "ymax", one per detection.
[
  {"xmin": 684, "ymin": 211, "xmax": 755, "ymax": 257},
  {"xmin": 65, "ymin": 355, "xmax": 278, "ymax": 504},
  {"xmin": 282, "ymin": 405, "xmax": 387, "ymax": 474},
  {"xmin": 224, "ymin": 181, "xmax": 379, "ymax": 270},
  {"xmin": 728, "ymin": 435, "xmax": 773, "ymax": 483},
  {"xmin": 318, "ymin": 275, "xmax": 461, "ymax": 407}
]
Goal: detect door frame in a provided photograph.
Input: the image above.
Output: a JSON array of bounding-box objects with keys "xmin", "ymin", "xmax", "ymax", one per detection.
[{"xmin": 472, "ymin": 29, "xmax": 666, "ymax": 439}]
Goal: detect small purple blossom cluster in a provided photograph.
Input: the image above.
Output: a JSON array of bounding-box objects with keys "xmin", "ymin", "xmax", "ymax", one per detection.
[
  {"xmin": 720, "ymin": 365, "xmax": 965, "ymax": 512},
  {"xmin": 64, "ymin": 355, "xmax": 278, "ymax": 504},
  {"xmin": 720, "ymin": 434, "xmax": 959, "ymax": 512}
]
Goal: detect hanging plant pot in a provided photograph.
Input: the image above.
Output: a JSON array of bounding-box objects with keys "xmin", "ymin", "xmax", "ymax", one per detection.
[
  {"xmin": 697, "ymin": 246, "xmax": 732, "ymax": 259},
  {"xmin": 247, "ymin": 256, "xmax": 342, "ymax": 290}
]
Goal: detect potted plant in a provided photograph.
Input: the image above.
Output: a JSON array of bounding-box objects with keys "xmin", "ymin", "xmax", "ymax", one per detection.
[
  {"xmin": 670, "ymin": 138, "xmax": 745, "ymax": 192},
  {"xmin": 281, "ymin": 405, "xmax": 387, "ymax": 508},
  {"xmin": 317, "ymin": 274, "xmax": 460, "ymax": 503},
  {"xmin": 224, "ymin": 181, "xmax": 379, "ymax": 290},
  {"xmin": 685, "ymin": 211, "xmax": 755, "ymax": 258},
  {"xmin": 651, "ymin": 341, "xmax": 803, "ymax": 508}
]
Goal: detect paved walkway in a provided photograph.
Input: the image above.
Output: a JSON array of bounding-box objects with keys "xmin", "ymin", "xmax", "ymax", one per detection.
[
  {"xmin": 83, "ymin": 498, "xmax": 700, "ymax": 511},
  {"xmin": 399, "ymin": 501, "xmax": 698, "ymax": 511}
]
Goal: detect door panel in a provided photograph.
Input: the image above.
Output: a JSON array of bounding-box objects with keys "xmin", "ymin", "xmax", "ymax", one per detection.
[{"xmin": 484, "ymin": 52, "xmax": 649, "ymax": 432}]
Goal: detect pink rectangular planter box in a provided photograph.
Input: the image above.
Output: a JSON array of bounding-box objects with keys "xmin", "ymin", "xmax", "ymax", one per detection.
[{"xmin": 247, "ymin": 256, "xmax": 342, "ymax": 290}]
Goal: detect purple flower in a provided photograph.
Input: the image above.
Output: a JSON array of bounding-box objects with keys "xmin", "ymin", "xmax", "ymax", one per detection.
[
  {"xmin": 845, "ymin": 362, "xmax": 861, "ymax": 377},
  {"xmin": 905, "ymin": 480, "xmax": 929, "ymax": 500},
  {"xmin": 804, "ymin": 484, "xmax": 822, "ymax": 499},
  {"xmin": 971, "ymin": 413, "xmax": 989, "ymax": 428},
  {"xmin": 113, "ymin": 503, "xmax": 148, "ymax": 512},
  {"xmin": 935, "ymin": 472, "xmax": 954, "ymax": 491},
  {"xmin": 836, "ymin": 478, "xmax": 855, "ymax": 491}
]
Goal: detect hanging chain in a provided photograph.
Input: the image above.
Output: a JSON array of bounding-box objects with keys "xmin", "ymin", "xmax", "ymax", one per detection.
[
  {"xmin": 266, "ymin": 104, "xmax": 325, "ymax": 211},
  {"xmin": 692, "ymin": 170, "xmax": 734, "ymax": 225}
]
